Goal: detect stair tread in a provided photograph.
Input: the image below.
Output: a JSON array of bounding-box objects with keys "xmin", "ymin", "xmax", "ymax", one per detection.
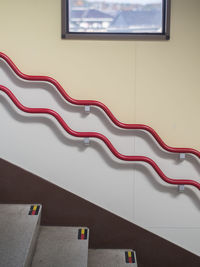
[
  {"xmin": 88, "ymin": 249, "xmax": 137, "ymax": 267},
  {"xmin": 0, "ymin": 204, "xmax": 41, "ymax": 267},
  {"xmin": 31, "ymin": 226, "xmax": 89, "ymax": 267}
]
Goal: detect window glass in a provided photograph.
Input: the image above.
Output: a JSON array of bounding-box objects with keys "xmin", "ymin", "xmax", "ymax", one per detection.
[{"xmin": 68, "ymin": 0, "xmax": 163, "ymax": 34}]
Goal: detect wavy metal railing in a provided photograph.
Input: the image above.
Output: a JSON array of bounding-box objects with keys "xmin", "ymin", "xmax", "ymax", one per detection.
[
  {"xmin": 0, "ymin": 85, "xmax": 200, "ymax": 190},
  {"xmin": 0, "ymin": 52, "xmax": 199, "ymax": 159}
]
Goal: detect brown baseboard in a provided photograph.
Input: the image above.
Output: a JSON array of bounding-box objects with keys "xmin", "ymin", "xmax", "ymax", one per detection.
[{"xmin": 0, "ymin": 158, "xmax": 199, "ymax": 267}]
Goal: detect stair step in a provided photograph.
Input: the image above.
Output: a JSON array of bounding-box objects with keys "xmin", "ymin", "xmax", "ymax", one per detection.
[
  {"xmin": 31, "ymin": 226, "xmax": 89, "ymax": 267},
  {"xmin": 88, "ymin": 249, "xmax": 137, "ymax": 267},
  {"xmin": 0, "ymin": 204, "xmax": 41, "ymax": 267}
]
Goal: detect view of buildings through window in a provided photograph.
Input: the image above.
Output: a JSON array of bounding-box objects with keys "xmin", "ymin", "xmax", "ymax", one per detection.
[{"xmin": 68, "ymin": 0, "xmax": 163, "ymax": 34}]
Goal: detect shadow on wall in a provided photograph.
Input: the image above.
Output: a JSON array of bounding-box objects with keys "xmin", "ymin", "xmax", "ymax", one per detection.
[{"xmin": 0, "ymin": 94, "xmax": 200, "ymax": 211}]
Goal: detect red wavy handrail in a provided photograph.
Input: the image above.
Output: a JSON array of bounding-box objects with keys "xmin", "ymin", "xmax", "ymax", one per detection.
[
  {"xmin": 0, "ymin": 85, "xmax": 200, "ymax": 190},
  {"xmin": 0, "ymin": 52, "xmax": 199, "ymax": 158}
]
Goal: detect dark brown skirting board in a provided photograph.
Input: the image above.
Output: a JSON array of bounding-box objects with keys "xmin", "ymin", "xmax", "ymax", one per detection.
[{"xmin": 0, "ymin": 158, "xmax": 199, "ymax": 267}]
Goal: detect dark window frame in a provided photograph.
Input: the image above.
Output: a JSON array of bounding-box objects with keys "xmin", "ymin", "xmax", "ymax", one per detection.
[{"xmin": 61, "ymin": 0, "xmax": 170, "ymax": 40}]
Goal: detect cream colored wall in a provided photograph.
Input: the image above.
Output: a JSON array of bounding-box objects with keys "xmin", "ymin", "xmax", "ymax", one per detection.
[
  {"xmin": 1, "ymin": 0, "xmax": 200, "ymax": 255},
  {"xmin": 0, "ymin": 0, "xmax": 200, "ymax": 150}
]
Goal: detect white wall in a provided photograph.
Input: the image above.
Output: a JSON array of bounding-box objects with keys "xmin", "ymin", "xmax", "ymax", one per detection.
[
  {"xmin": 0, "ymin": 58, "xmax": 200, "ymax": 255},
  {"xmin": 0, "ymin": 0, "xmax": 200, "ymax": 151}
]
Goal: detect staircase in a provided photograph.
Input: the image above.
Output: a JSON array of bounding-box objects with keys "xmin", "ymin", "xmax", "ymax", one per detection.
[
  {"xmin": 0, "ymin": 204, "xmax": 137, "ymax": 267},
  {"xmin": 1, "ymin": 52, "xmax": 200, "ymax": 265}
]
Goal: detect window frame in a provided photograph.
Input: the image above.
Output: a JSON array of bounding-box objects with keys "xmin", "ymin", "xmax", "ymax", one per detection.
[{"xmin": 61, "ymin": 0, "xmax": 171, "ymax": 40}]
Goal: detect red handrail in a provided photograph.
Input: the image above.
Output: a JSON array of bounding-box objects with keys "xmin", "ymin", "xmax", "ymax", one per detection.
[
  {"xmin": 0, "ymin": 52, "xmax": 199, "ymax": 159},
  {"xmin": 0, "ymin": 85, "xmax": 200, "ymax": 190}
]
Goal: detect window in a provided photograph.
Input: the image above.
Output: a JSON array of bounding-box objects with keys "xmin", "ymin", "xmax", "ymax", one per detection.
[{"xmin": 62, "ymin": 0, "xmax": 170, "ymax": 40}]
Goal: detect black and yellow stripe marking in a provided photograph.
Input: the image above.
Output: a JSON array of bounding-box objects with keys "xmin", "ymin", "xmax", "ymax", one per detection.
[
  {"xmin": 78, "ymin": 228, "xmax": 88, "ymax": 240},
  {"xmin": 28, "ymin": 205, "xmax": 40, "ymax": 215},
  {"xmin": 125, "ymin": 251, "xmax": 135, "ymax": 264}
]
